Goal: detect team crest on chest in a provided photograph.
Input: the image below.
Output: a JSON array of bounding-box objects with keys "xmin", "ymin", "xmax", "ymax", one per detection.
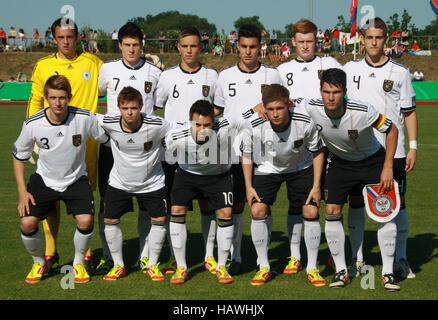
[
  {"xmin": 348, "ymin": 129, "xmax": 359, "ymax": 140},
  {"xmin": 72, "ymin": 134, "xmax": 82, "ymax": 147},
  {"xmin": 144, "ymin": 81, "xmax": 152, "ymax": 93},
  {"xmin": 202, "ymin": 85, "xmax": 210, "ymax": 97},
  {"xmin": 294, "ymin": 139, "xmax": 303, "ymax": 148},
  {"xmin": 144, "ymin": 141, "xmax": 153, "ymax": 151},
  {"xmin": 383, "ymin": 79, "xmax": 394, "ymax": 92}
]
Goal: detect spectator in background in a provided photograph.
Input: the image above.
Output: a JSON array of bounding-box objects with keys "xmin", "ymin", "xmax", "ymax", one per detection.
[
  {"xmin": 324, "ymin": 29, "xmax": 330, "ymax": 41},
  {"xmin": 269, "ymin": 30, "xmax": 277, "ymax": 52},
  {"xmin": 17, "ymin": 72, "xmax": 27, "ymax": 82},
  {"xmin": 18, "ymin": 28, "xmax": 27, "ymax": 51},
  {"xmin": 391, "ymin": 29, "xmax": 401, "ymax": 42},
  {"xmin": 391, "ymin": 39, "xmax": 403, "ymax": 58},
  {"xmin": 281, "ymin": 41, "xmax": 290, "ymax": 60},
  {"xmin": 401, "ymin": 29, "xmax": 409, "ymax": 47},
  {"xmin": 45, "ymin": 27, "xmax": 53, "ymax": 47},
  {"xmin": 202, "ymin": 31, "xmax": 210, "ymax": 54},
  {"xmin": 141, "ymin": 29, "xmax": 146, "ymax": 49},
  {"xmin": 158, "ymin": 31, "xmax": 165, "ymax": 54},
  {"xmin": 411, "ymin": 39, "xmax": 420, "ymax": 51},
  {"xmin": 212, "ymin": 34, "xmax": 219, "ymax": 49},
  {"xmin": 261, "ymin": 37, "xmax": 267, "ymax": 59},
  {"xmin": 316, "ymin": 28, "xmax": 324, "ymax": 52},
  {"xmin": 8, "ymin": 27, "xmax": 17, "ymax": 46},
  {"xmin": 332, "ymin": 26, "xmax": 340, "ymax": 52},
  {"xmin": 358, "ymin": 31, "xmax": 365, "ymax": 55},
  {"xmin": 340, "ymin": 34, "xmax": 347, "ymax": 55},
  {"xmin": 88, "ymin": 29, "xmax": 94, "ymax": 52},
  {"xmin": 323, "ymin": 37, "xmax": 331, "ymax": 57},
  {"xmin": 111, "ymin": 29, "xmax": 119, "ymax": 53},
  {"xmin": 93, "ymin": 30, "xmax": 100, "ymax": 53},
  {"xmin": 228, "ymin": 30, "xmax": 237, "ymax": 54},
  {"xmin": 32, "ymin": 29, "xmax": 41, "ymax": 46},
  {"xmin": 213, "ymin": 42, "xmax": 223, "ymax": 57},
  {"xmin": 219, "ymin": 29, "xmax": 227, "ymax": 49},
  {"xmin": 80, "ymin": 31, "xmax": 87, "ymax": 52},
  {"xmin": 0, "ymin": 28, "xmax": 7, "ymax": 48}
]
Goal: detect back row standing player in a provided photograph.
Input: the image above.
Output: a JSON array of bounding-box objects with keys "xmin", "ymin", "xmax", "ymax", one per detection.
[
  {"xmin": 97, "ymin": 22, "xmax": 162, "ymax": 273},
  {"xmin": 213, "ymin": 24, "xmax": 282, "ymax": 275},
  {"xmin": 276, "ymin": 19, "xmax": 341, "ymax": 275},
  {"xmin": 27, "ymin": 18, "xmax": 103, "ymax": 272},
  {"xmin": 344, "ymin": 17, "xmax": 417, "ymax": 279},
  {"xmin": 154, "ymin": 27, "xmax": 219, "ymax": 274}
]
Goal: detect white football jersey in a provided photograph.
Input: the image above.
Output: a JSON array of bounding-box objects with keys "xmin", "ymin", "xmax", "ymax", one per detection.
[
  {"xmin": 241, "ymin": 103, "xmax": 323, "ymax": 175},
  {"xmin": 277, "ymin": 56, "xmax": 342, "ymax": 99},
  {"xmin": 13, "ymin": 107, "xmax": 108, "ymax": 192},
  {"xmin": 154, "ymin": 64, "xmax": 218, "ymax": 123},
  {"xmin": 214, "ymin": 63, "xmax": 282, "ymax": 117},
  {"xmin": 165, "ymin": 116, "xmax": 244, "ymax": 175},
  {"xmin": 304, "ymin": 98, "xmax": 392, "ymax": 161},
  {"xmin": 344, "ymin": 57, "xmax": 416, "ymax": 158},
  {"xmin": 98, "ymin": 58, "xmax": 162, "ymax": 115},
  {"xmin": 98, "ymin": 113, "xmax": 177, "ymax": 193}
]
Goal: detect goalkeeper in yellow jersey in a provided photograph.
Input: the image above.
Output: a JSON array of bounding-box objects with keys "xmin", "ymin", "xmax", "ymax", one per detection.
[{"xmin": 27, "ymin": 17, "xmax": 103, "ymax": 273}]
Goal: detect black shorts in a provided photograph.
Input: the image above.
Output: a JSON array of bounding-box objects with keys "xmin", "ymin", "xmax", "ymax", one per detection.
[
  {"xmin": 324, "ymin": 148, "xmax": 385, "ymax": 204},
  {"xmin": 104, "ymin": 185, "xmax": 167, "ymax": 220},
  {"xmin": 171, "ymin": 168, "xmax": 233, "ymax": 211},
  {"xmin": 230, "ymin": 164, "xmax": 246, "ymax": 204},
  {"xmin": 393, "ymin": 157, "xmax": 407, "ymax": 197},
  {"xmin": 26, "ymin": 174, "xmax": 95, "ymax": 219},
  {"xmin": 253, "ymin": 166, "xmax": 313, "ymax": 206},
  {"xmin": 98, "ymin": 144, "xmax": 114, "ymax": 199}
]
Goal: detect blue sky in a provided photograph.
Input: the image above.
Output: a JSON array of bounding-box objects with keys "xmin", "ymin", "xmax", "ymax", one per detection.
[{"xmin": 1, "ymin": 0, "xmax": 436, "ymax": 36}]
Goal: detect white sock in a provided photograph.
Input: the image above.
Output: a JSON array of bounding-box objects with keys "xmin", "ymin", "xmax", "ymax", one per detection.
[
  {"xmin": 201, "ymin": 212, "xmax": 216, "ymax": 260},
  {"xmin": 378, "ymin": 221, "xmax": 397, "ymax": 275},
  {"xmin": 251, "ymin": 218, "xmax": 270, "ymax": 270},
  {"xmin": 348, "ymin": 206, "xmax": 365, "ymax": 262},
  {"xmin": 21, "ymin": 228, "xmax": 45, "ymax": 265},
  {"xmin": 98, "ymin": 209, "xmax": 111, "ymax": 258},
  {"xmin": 394, "ymin": 208, "xmax": 408, "ymax": 262},
  {"xmin": 147, "ymin": 224, "xmax": 166, "ymax": 267},
  {"xmin": 138, "ymin": 209, "xmax": 151, "ymax": 260},
  {"xmin": 169, "ymin": 219, "xmax": 187, "ymax": 270},
  {"xmin": 231, "ymin": 213, "xmax": 244, "ymax": 263},
  {"xmin": 104, "ymin": 223, "xmax": 124, "ymax": 268},
  {"xmin": 325, "ymin": 219, "xmax": 347, "ymax": 272},
  {"xmin": 287, "ymin": 214, "xmax": 303, "ymax": 260},
  {"xmin": 73, "ymin": 227, "xmax": 94, "ymax": 266},
  {"xmin": 304, "ymin": 219, "xmax": 321, "ymax": 272},
  {"xmin": 216, "ymin": 221, "xmax": 234, "ymax": 267}
]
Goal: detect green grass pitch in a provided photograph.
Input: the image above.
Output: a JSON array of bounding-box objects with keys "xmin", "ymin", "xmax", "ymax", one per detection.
[{"xmin": 0, "ymin": 105, "xmax": 437, "ymax": 301}]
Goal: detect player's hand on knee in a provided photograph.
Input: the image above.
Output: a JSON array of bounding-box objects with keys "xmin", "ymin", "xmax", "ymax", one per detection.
[
  {"xmin": 246, "ymin": 187, "xmax": 261, "ymax": 207},
  {"xmin": 305, "ymin": 187, "xmax": 321, "ymax": 207},
  {"xmin": 18, "ymin": 191, "xmax": 35, "ymax": 217}
]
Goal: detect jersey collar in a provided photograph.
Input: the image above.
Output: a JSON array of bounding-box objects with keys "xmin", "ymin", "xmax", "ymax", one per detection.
[
  {"xmin": 324, "ymin": 99, "xmax": 347, "ymax": 120},
  {"xmin": 119, "ymin": 114, "xmax": 144, "ymax": 133},
  {"xmin": 179, "ymin": 63, "xmax": 202, "ymax": 74},
  {"xmin": 237, "ymin": 62, "xmax": 261, "ymax": 74},
  {"xmin": 122, "ymin": 57, "xmax": 146, "ymax": 70},
  {"xmin": 270, "ymin": 112, "xmax": 292, "ymax": 133},
  {"xmin": 364, "ymin": 55, "xmax": 390, "ymax": 68},
  {"xmin": 295, "ymin": 56, "xmax": 317, "ymax": 63},
  {"xmin": 44, "ymin": 106, "xmax": 71, "ymax": 126}
]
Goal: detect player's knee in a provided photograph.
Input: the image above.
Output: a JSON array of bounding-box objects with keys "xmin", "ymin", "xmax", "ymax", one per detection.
[
  {"xmin": 171, "ymin": 206, "xmax": 187, "ymax": 214},
  {"xmin": 251, "ymin": 204, "xmax": 269, "ymax": 220},
  {"xmin": 76, "ymin": 214, "xmax": 94, "ymax": 230},
  {"xmin": 303, "ymin": 204, "xmax": 319, "ymax": 220},
  {"xmin": 216, "ymin": 207, "xmax": 232, "ymax": 219},
  {"xmin": 20, "ymin": 217, "xmax": 39, "ymax": 235},
  {"xmin": 104, "ymin": 218, "xmax": 120, "ymax": 225}
]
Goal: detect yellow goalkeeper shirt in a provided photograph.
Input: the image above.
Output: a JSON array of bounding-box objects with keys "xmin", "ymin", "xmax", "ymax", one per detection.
[{"xmin": 27, "ymin": 52, "xmax": 103, "ymax": 117}]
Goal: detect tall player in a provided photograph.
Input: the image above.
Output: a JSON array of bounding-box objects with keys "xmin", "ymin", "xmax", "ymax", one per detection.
[
  {"xmin": 213, "ymin": 24, "xmax": 282, "ymax": 275},
  {"xmin": 154, "ymin": 27, "xmax": 219, "ymax": 274},
  {"xmin": 96, "ymin": 22, "xmax": 162, "ymax": 273},
  {"xmin": 27, "ymin": 18, "xmax": 103, "ymax": 272},
  {"xmin": 241, "ymin": 84, "xmax": 326, "ymax": 286},
  {"xmin": 13, "ymin": 75, "xmax": 108, "ymax": 284},
  {"xmin": 305, "ymin": 68, "xmax": 400, "ymax": 291},
  {"xmin": 276, "ymin": 19, "xmax": 341, "ymax": 276},
  {"xmin": 344, "ymin": 18, "xmax": 417, "ymax": 280}
]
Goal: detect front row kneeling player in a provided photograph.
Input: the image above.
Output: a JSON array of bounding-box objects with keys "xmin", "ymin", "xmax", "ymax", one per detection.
[
  {"xmin": 304, "ymin": 68, "xmax": 400, "ymax": 291},
  {"xmin": 241, "ymin": 84, "xmax": 326, "ymax": 286},
  {"xmin": 13, "ymin": 75, "xmax": 108, "ymax": 284}
]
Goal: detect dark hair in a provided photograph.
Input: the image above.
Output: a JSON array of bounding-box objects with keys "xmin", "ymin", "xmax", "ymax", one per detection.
[
  {"xmin": 118, "ymin": 22, "xmax": 143, "ymax": 43},
  {"xmin": 44, "ymin": 75, "xmax": 72, "ymax": 97},
  {"xmin": 189, "ymin": 100, "xmax": 214, "ymax": 121},
  {"xmin": 262, "ymin": 84, "xmax": 290, "ymax": 106},
  {"xmin": 51, "ymin": 17, "xmax": 79, "ymax": 37},
  {"xmin": 117, "ymin": 86, "xmax": 143, "ymax": 107},
  {"xmin": 362, "ymin": 17, "xmax": 387, "ymax": 36},
  {"xmin": 320, "ymin": 68, "xmax": 346, "ymax": 89},
  {"xmin": 238, "ymin": 24, "xmax": 261, "ymax": 43},
  {"xmin": 179, "ymin": 27, "xmax": 201, "ymax": 43}
]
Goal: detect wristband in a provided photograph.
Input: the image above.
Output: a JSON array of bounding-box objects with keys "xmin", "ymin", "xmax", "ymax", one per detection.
[{"xmin": 409, "ymin": 140, "xmax": 418, "ymax": 150}]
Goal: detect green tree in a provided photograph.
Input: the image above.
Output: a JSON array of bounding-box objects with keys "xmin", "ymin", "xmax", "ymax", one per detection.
[
  {"xmin": 284, "ymin": 23, "xmax": 294, "ymax": 39},
  {"xmin": 400, "ymin": 9, "xmax": 412, "ymax": 31},
  {"xmin": 337, "ymin": 15, "xmax": 352, "ymax": 33},
  {"xmin": 233, "ymin": 16, "xmax": 265, "ymax": 32},
  {"xmin": 387, "ymin": 13, "xmax": 400, "ymax": 34}
]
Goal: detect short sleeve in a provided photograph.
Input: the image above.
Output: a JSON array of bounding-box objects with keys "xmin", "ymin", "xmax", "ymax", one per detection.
[
  {"xmin": 13, "ymin": 122, "xmax": 35, "ymax": 160},
  {"xmin": 399, "ymin": 68, "xmax": 416, "ymax": 112}
]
